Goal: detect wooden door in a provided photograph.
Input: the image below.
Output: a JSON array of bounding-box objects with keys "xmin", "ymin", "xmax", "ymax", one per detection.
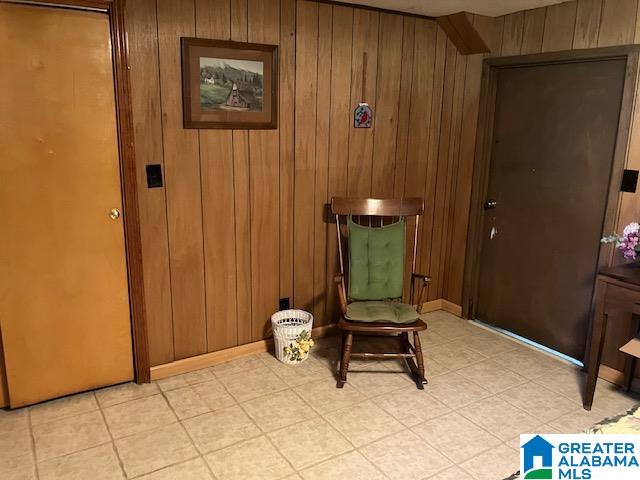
[
  {"xmin": 476, "ymin": 58, "xmax": 626, "ymax": 361},
  {"xmin": 0, "ymin": 3, "xmax": 133, "ymax": 407}
]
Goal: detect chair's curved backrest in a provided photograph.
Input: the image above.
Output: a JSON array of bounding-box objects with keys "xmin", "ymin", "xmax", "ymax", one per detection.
[{"xmin": 331, "ymin": 197, "xmax": 424, "ymax": 303}]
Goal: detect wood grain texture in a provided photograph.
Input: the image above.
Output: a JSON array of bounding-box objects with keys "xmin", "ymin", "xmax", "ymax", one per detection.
[
  {"xmin": 371, "ymin": 13, "xmax": 403, "ymax": 198},
  {"xmin": 124, "ymin": 0, "xmax": 552, "ymax": 367},
  {"xmin": 521, "ymin": 8, "xmax": 546, "ymax": 54},
  {"xmin": 313, "ymin": 3, "xmax": 333, "ymax": 326},
  {"xmin": 440, "ymin": 51, "xmax": 467, "ymax": 300},
  {"xmin": 129, "ymin": 0, "xmax": 640, "ymax": 371},
  {"xmin": 598, "ymin": 0, "xmax": 637, "ymax": 46},
  {"xmin": 427, "ymin": 39, "xmax": 457, "ymax": 300},
  {"xmin": 412, "ymin": 21, "xmax": 441, "ymax": 301},
  {"xmin": 248, "ymin": 0, "xmax": 280, "ymax": 341},
  {"xmin": 293, "ymin": 0, "xmax": 318, "ymax": 313},
  {"xmin": 436, "ymin": 12, "xmax": 490, "ymax": 55},
  {"xmin": 230, "ymin": 0, "xmax": 252, "ymax": 346},
  {"xmin": 125, "ymin": 0, "xmax": 174, "ymax": 366},
  {"xmin": 156, "ymin": 0, "xmax": 207, "ymax": 359},
  {"xmin": 573, "ymin": 0, "xmax": 602, "ymax": 48},
  {"xmin": 325, "ymin": 5, "xmax": 354, "ymax": 324},
  {"xmin": 347, "ymin": 9, "xmax": 379, "ymax": 197},
  {"xmin": 501, "ymin": 11, "xmax": 524, "ymax": 56},
  {"xmin": 195, "ymin": 0, "xmax": 238, "ymax": 353},
  {"xmin": 393, "ymin": 17, "xmax": 416, "ymax": 197},
  {"xmin": 446, "ymin": 49, "xmax": 483, "ymax": 303},
  {"xmin": 279, "ymin": 0, "xmax": 296, "ymax": 304},
  {"xmin": 541, "ymin": 1, "xmax": 578, "ymax": 52}
]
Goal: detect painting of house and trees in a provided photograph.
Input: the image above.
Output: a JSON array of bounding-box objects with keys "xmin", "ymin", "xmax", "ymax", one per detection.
[{"xmin": 200, "ymin": 57, "xmax": 263, "ymax": 112}]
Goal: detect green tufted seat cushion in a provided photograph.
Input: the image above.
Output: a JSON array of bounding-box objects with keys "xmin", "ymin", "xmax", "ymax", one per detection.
[
  {"xmin": 347, "ymin": 217, "xmax": 405, "ymax": 301},
  {"xmin": 345, "ymin": 301, "xmax": 418, "ymax": 324}
]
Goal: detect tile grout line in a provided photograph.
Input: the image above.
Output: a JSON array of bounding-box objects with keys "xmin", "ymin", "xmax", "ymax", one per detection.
[
  {"xmin": 233, "ymin": 393, "xmax": 300, "ymax": 477},
  {"xmin": 27, "ymin": 408, "xmax": 40, "ymax": 480},
  {"xmin": 10, "ymin": 312, "xmax": 639, "ymax": 479},
  {"xmin": 96, "ymin": 402, "xmax": 128, "ymax": 479}
]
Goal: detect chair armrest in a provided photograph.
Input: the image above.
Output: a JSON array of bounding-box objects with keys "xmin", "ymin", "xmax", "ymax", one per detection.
[
  {"xmin": 334, "ymin": 274, "xmax": 348, "ymax": 316},
  {"xmin": 410, "ymin": 272, "xmax": 431, "ymax": 313}
]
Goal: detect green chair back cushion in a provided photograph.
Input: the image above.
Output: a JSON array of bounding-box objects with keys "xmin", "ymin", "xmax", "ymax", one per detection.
[{"xmin": 348, "ymin": 217, "xmax": 405, "ymax": 300}]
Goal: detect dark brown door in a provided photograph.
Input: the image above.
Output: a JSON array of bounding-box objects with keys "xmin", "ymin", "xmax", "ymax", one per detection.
[{"xmin": 476, "ymin": 58, "xmax": 626, "ymax": 361}]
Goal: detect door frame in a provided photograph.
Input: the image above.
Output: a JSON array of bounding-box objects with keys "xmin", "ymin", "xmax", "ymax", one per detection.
[
  {"xmin": 462, "ymin": 46, "xmax": 640, "ymax": 336},
  {"xmin": 6, "ymin": 0, "xmax": 150, "ymax": 383}
]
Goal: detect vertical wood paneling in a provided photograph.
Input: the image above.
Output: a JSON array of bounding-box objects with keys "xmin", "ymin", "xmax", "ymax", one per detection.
[
  {"xmin": 521, "ymin": 8, "xmax": 546, "ymax": 54},
  {"xmin": 477, "ymin": 14, "xmax": 505, "ymax": 58},
  {"xmin": 393, "ymin": 18, "xmax": 416, "ymax": 197},
  {"xmin": 427, "ymin": 39, "xmax": 457, "ymax": 299},
  {"xmin": 196, "ymin": 0, "xmax": 231, "ymax": 37},
  {"xmin": 541, "ymin": 1, "xmax": 578, "ymax": 52},
  {"xmin": 501, "ymin": 11, "xmax": 524, "ymax": 56},
  {"xmin": 442, "ymin": 14, "xmax": 503, "ymax": 305},
  {"xmin": 196, "ymin": 0, "xmax": 238, "ymax": 352},
  {"xmin": 248, "ymin": 0, "xmax": 280, "ymax": 341},
  {"xmin": 573, "ymin": 0, "xmax": 602, "ymax": 48},
  {"xmin": 598, "ymin": 0, "xmax": 637, "ymax": 46},
  {"xmin": 312, "ymin": 4, "xmax": 332, "ymax": 326},
  {"xmin": 279, "ymin": 0, "xmax": 296, "ymax": 305},
  {"xmin": 370, "ymin": 13, "xmax": 403, "ymax": 197},
  {"xmin": 440, "ymin": 52, "xmax": 467, "ymax": 299},
  {"xmin": 409, "ymin": 21, "xmax": 440, "ymax": 300},
  {"xmin": 125, "ymin": 0, "xmax": 174, "ymax": 366},
  {"xmin": 293, "ymin": 0, "xmax": 318, "ymax": 312},
  {"xmin": 157, "ymin": 0, "xmax": 207, "ymax": 359},
  {"xmin": 446, "ymin": 51, "xmax": 484, "ymax": 303},
  {"xmin": 325, "ymin": 6, "xmax": 353, "ymax": 323},
  {"xmin": 230, "ymin": 0, "xmax": 252, "ymax": 345},
  {"xmin": 347, "ymin": 10, "xmax": 379, "ymax": 197},
  {"xmin": 132, "ymin": 0, "xmax": 640, "ymax": 365}
]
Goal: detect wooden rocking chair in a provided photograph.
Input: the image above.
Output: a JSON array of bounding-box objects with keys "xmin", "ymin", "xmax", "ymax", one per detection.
[{"xmin": 331, "ymin": 197, "xmax": 431, "ymax": 389}]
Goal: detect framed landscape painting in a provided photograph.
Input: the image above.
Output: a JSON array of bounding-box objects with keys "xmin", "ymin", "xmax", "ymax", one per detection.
[{"xmin": 181, "ymin": 38, "xmax": 278, "ymax": 129}]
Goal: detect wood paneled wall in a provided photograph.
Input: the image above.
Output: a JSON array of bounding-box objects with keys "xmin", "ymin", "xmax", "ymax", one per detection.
[
  {"xmin": 462, "ymin": 0, "xmax": 640, "ymax": 375},
  {"xmin": 125, "ymin": 0, "xmax": 477, "ymax": 366},
  {"xmin": 127, "ymin": 0, "xmax": 640, "ymax": 368}
]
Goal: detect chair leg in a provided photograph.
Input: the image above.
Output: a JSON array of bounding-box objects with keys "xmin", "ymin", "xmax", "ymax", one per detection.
[
  {"xmin": 337, "ymin": 331, "xmax": 353, "ymax": 388},
  {"xmin": 413, "ymin": 331, "xmax": 427, "ymax": 387},
  {"xmin": 400, "ymin": 332, "xmax": 426, "ymax": 390}
]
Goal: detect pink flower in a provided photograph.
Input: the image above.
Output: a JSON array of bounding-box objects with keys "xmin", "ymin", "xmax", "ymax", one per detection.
[{"xmin": 624, "ymin": 222, "xmax": 640, "ymax": 237}]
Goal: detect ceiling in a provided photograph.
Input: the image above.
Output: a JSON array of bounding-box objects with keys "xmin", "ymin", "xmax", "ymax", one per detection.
[{"xmin": 332, "ymin": 0, "xmax": 567, "ymax": 17}]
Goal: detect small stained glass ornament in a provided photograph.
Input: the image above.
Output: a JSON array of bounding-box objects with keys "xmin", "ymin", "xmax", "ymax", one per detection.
[{"xmin": 354, "ymin": 103, "xmax": 373, "ymax": 128}]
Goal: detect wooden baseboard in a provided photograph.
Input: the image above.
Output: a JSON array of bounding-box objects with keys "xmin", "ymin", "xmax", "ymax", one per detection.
[
  {"xmin": 421, "ymin": 299, "xmax": 463, "ymax": 317},
  {"xmin": 421, "ymin": 299, "xmax": 444, "ymax": 313},
  {"xmin": 150, "ymin": 300, "xmax": 463, "ymax": 381},
  {"xmin": 150, "ymin": 323, "xmax": 336, "ymax": 381},
  {"xmin": 441, "ymin": 299, "xmax": 463, "ymax": 316}
]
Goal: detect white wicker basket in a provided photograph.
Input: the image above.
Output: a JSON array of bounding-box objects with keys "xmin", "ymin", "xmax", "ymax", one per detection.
[{"xmin": 271, "ymin": 309, "xmax": 314, "ymax": 364}]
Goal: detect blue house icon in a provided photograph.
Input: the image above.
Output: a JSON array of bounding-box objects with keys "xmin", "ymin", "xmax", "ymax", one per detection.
[{"xmin": 521, "ymin": 435, "xmax": 555, "ymax": 473}]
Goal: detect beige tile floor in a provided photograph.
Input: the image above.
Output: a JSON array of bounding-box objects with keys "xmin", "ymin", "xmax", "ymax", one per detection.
[{"xmin": 2, "ymin": 311, "xmax": 639, "ymax": 480}]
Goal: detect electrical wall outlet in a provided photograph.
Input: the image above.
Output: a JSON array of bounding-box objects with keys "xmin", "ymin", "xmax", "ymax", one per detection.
[{"xmin": 279, "ymin": 297, "xmax": 290, "ymax": 311}]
